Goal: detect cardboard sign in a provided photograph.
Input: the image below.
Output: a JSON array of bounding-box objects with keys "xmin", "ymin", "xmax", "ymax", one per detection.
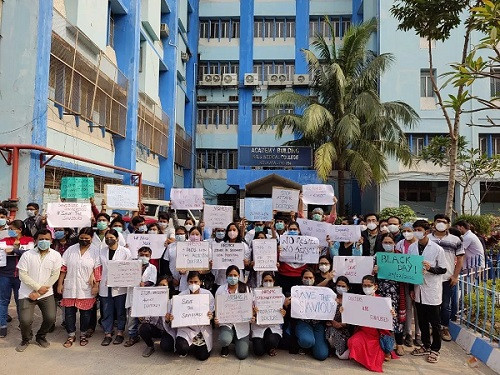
[
  {"xmin": 341, "ymin": 293, "xmax": 393, "ymax": 330},
  {"xmin": 272, "ymin": 187, "xmax": 300, "ymax": 213},
  {"xmin": 244, "ymin": 198, "xmax": 273, "ymax": 222},
  {"xmin": 279, "ymin": 235, "xmax": 320, "ymax": 264},
  {"xmin": 328, "ymin": 225, "xmax": 362, "ymax": 243},
  {"xmin": 106, "ymin": 260, "xmax": 142, "ymax": 287},
  {"xmin": 171, "ymin": 188, "xmax": 204, "ymax": 210},
  {"xmin": 291, "ymin": 286, "xmax": 337, "ymax": 320},
  {"xmin": 216, "ymin": 293, "xmax": 253, "ymax": 324},
  {"xmin": 203, "ymin": 204, "xmax": 233, "ymax": 229},
  {"xmin": 254, "ymin": 287, "xmax": 284, "ymax": 325},
  {"xmin": 376, "ymin": 253, "xmax": 424, "ymax": 285},
  {"xmin": 46, "ymin": 202, "xmax": 92, "ymax": 228},
  {"xmin": 252, "ymin": 239, "xmax": 278, "ymax": 271},
  {"xmin": 131, "ymin": 286, "xmax": 169, "ymax": 317},
  {"xmin": 60, "ymin": 177, "xmax": 94, "ymax": 199},
  {"xmin": 105, "ymin": 184, "xmax": 139, "ymax": 210},
  {"xmin": 302, "ymin": 184, "xmax": 335, "ymax": 205},
  {"xmin": 171, "ymin": 293, "xmax": 211, "ymax": 328},
  {"xmin": 127, "ymin": 233, "xmax": 168, "ymax": 259},
  {"xmin": 296, "ymin": 218, "xmax": 332, "ymax": 247},
  {"xmin": 332, "ymin": 256, "xmax": 374, "ymax": 284},
  {"xmin": 176, "ymin": 241, "xmax": 210, "ymax": 270},
  {"xmin": 212, "ymin": 242, "xmax": 245, "ymax": 270}
]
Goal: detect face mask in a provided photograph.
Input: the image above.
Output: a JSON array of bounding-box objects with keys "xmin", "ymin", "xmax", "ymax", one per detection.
[
  {"xmin": 189, "ymin": 235, "xmax": 200, "ymax": 242},
  {"xmin": 288, "ymin": 230, "xmax": 298, "ymax": 236},
  {"xmin": 227, "ymin": 276, "xmax": 239, "ymax": 285},
  {"xmin": 367, "ymin": 222, "xmax": 377, "ymax": 231},
  {"xmin": 112, "ymin": 226, "xmax": 123, "ymax": 233},
  {"xmin": 184, "ymin": 224, "xmax": 193, "ymax": 232},
  {"xmin": 388, "ymin": 224, "xmax": 399, "ymax": 233},
  {"xmin": 158, "ymin": 222, "xmax": 168, "ymax": 229},
  {"xmin": 380, "ymin": 226, "xmax": 388, "ymax": 233},
  {"xmin": 37, "ymin": 240, "xmax": 51, "ymax": 251},
  {"xmin": 363, "ymin": 286, "xmax": 375, "ymax": 296},
  {"xmin": 215, "ymin": 231, "xmax": 225, "ymax": 240},
  {"xmin": 175, "ymin": 234, "xmax": 186, "ymax": 242},
  {"xmin": 414, "ymin": 231, "xmax": 425, "ymax": 240},
  {"xmin": 26, "ymin": 210, "xmax": 35, "ymax": 217},
  {"xmin": 319, "ymin": 264, "xmax": 330, "ymax": 273},
  {"xmin": 227, "ymin": 230, "xmax": 238, "ymax": 240},
  {"xmin": 302, "ymin": 278, "xmax": 314, "ymax": 286},
  {"xmin": 8, "ymin": 229, "xmax": 17, "ymax": 238},
  {"xmin": 105, "ymin": 238, "xmax": 116, "ymax": 246},
  {"xmin": 96, "ymin": 221, "xmax": 108, "ymax": 231},
  {"xmin": 275, "ymin": 222, "xmax": 285, "ymax": 231},
  {"xmin": 138, "ymin": 225, "xmax": 148, "ymax": 233},
  {"xmin": 263, "ymin": 281, "xmax": 274, "ymax": 288},
  {"xmin": 54, "ymin": 230, "xmax": 65, "ymax": 240},
  {"xmin": 79, "ymin": 239, "xmax": 91, "ymax": 247},
  {"xmin": 138, "ymin": 256, "xmax": 150, "ymax": 265},
  {"xmin": 403, "ymin": 232, "xmax": 414, "ymax": 241},
  {"xmin": 188, "ymin": 283, "xmax": 200, "ymax": 293},
  {"xmin": 382, "ymin": 244, "xmax": 394, "ymax": 252},
  {"xmin": 359, "ymin": 224, "xmax": 367, "ymax": 232},
  {"xmin": 0, "ymin": 218, "xmax": 6, "ymax": 227},
  {"xmin": 336, "ymin": 286, "xmax": 348, "ymax": 295},
  {"xmin": 312, "ymin": 214, "xmax": 322, "ymax": 222},
  {"xmin": 254, "ymin": 225, "xmax": 264, "ymax": 233},
  {"xmin": 148, "ymin": 229, "xmax": 158, "ymax": 234},
  {"xmin": 435, "ymin": 222, "xmax": 448, "ymax": 232}
]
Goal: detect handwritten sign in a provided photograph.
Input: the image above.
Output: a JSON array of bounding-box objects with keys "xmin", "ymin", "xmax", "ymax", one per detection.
[
  {"xmin": 342, "ymin": 293, "xmax": 393, "ymax": 330},
  {"xmin": 332, "ymin": 256, "xmax": 374, "ymax": 283},
  {"xmin": 328, "ymin": 225, "xmax": 362, "ymax": 243},
  {"xmin": 212, "ymin": 242, "xmax": 245, "ymax": 269},
  {"xmin": 171, "ymin": 188, "xmax": 204, "ymax": 210},
  {"xmin": 105, "ymin": 184, "xmax": 139, "ymax": 210},
  {"xmin": 272, "ymin": 187, "xmax": 300, "ymax": 213},
  {"xmin": 244, "ymin": 198, "xmax": 273, "ymax": 222},
  {"xmin": 107, "ymin": 260, "xmax": 142, "ymax": 287},
  {"xmin": 279, "ymin": 235, "xmax": 320, "ymax": 264},
  {"xmin": 254, "ymin": 287, "xmax": 284, "ymax": 325},
  {"xmin": 252, "ymin": 239, "xmax": 278, "ymax": 271},
  {"xmin": 0, "ymin": 245, "xmax": 6, "ymax": 267},
  {"xmin": 296, "ymin": 218, "xmax": 332, "ymax": 247},
  {"xmin": 216, "ymin": 293, "xmax": 253, "ymax": 324},
  {"xmin": 60, "ymin": 177, "xmax": 94, "ymax": 199},
  {"xmin": 291, "ymin": 286, "xmax": 337, "ymax": 320},
  {"xmin": 302, "ymin": 184, "xmax": 334, "ymax": 205},
  {"xmin": 176, "ymin": 241, "xmax": 210, "ymax": 270},
  {"xmin": 376, "ymin": 253, "xmax": 424, "ymax": 285},
  {"xmin": 171, "ymin": 294, "xmax": 210, "ymax": 328},
  {"xmin": 127, "ymin": 233, "xmax": 168, "ymax": 259},
  {"xmin": 131, "ymin": 286, "xmax": 169, "ymax": 317},
  {"xmin": 203, "ymin": 204, "xmax": 233, "ymax": 229},
  {"xmin": 46, "ymin": 202, "xmax": 92, "ymax": 228}
]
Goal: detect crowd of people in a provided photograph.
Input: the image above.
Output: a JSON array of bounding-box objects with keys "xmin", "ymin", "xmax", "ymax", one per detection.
[{"xmin": 0, "ymin": 196, "xmax": 490, "ymax": 372}]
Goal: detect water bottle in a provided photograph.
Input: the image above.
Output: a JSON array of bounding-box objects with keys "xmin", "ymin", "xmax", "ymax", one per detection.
[{"xmin": 330, "ymin": 242, "xmax": 340, "ymax": 257}]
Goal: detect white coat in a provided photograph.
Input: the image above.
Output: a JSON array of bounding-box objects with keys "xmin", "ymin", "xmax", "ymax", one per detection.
[
  {"xmin": 99, "ymin": 245, "xmax": 132, "ymax": 297},
  {"xmin": 61, "ymin": 243, "xmax": 101, "ymax": 300},
  {"xmin": 215, "ymin": 283, "xmax": 251, "ymax": 339},
  {"xmin": 17, "ymin": 249, "xmax": 62, "ymax": 300},
  {"xmin": 250, "ymin": 290, "xmax": 284, "ymax": 338}
]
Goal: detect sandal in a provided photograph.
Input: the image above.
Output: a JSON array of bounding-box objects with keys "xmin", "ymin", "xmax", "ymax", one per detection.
[
  {"xmin": 384, "ymin": 353, "xmax": 391, "ymax": 362},
  {"xmin": 80, "ymin": 336, "xmax": 89, "ymax": 346},
  {"xmin": 269, "ymin": 348, "xmax": 277, "ymax": 357},
  {"xmin": 396, "ymin": 345, "xmax": 405, "ymax": 356},
  {"xmin": 86, "ymin": 329, "xmax": 95, "ymax": 338},
  {"xmin": 63, "ymin": 336, "xmax": 76, "ymax": 348},
  {"xmin": 411, "ymin": 346, "xmax": 430, "ymax": 356},
  {"xmin": 427, "ymin": 351, "xmax": 439, "ymax": 363},
  {"xmin": 124, "ymin": 336, "xmax": 140, "ymax": 347}
]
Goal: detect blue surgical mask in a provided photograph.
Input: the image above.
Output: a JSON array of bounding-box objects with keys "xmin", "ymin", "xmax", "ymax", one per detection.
[
  {"xmin": 0, "ymin": 218, "xmax": 6, "ymax": 227},
  {"xmin": 54, "ymin": 231, "xmax": 65, "ymax": 240},
  {"xmin": 8, "ymin": 229, "xmax": 17, "ymax": 238},
  {"xmin": 112, "ymin": 226, "xmax": 123, "ymax": 233},
  {"xmin": 312, "ymin": 214, "xmax": 322, "ymax": 222},
  {"xmin": 288, "ymin": 230, "xmax": 298, "ymax": 236},
  {"xmin": 97, "ymin": 221, "xmax": 108, "ymax": 231},
  {"xmin": 37, "ymin": 240, "xmax": 51, "ymax": 251},
  {"xmin": 227, "ymin": 276, "xmax": 239, "ymax": 285},
  {"xmin": 382, "ymin": 244, "xmax": 395, "ymax": 252},
  {"xmin": 175, "ymin": 234, "xmax": 186, "ymax": 242},
  {"xmin": 215, "ymin": 231, "xmax": 225, "ymax": 240},
  {"xmin": 254, "ymin": 225, "xmax": 264, "ymax": 233},
  {"xmin": 275, "ymin": 222, "xmax": 285, "ymax": 231}
]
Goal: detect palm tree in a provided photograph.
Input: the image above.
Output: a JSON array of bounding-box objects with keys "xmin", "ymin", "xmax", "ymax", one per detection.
[{"xmin": 260, "ymin": 18, "xmax": 419, "ymax": 214}]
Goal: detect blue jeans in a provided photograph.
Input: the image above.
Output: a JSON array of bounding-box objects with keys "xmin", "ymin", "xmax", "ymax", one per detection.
[
  {"xmin": 441, "ymin": 280, "xmax": 456, "ymax": 327},
  {"xmin": 65, "ymin": 306, "xmax": 92, "ymax": 336},
  {"xmin": 127, "ymin": 308, "xmax": 139, "ymax": 337},
  {"xmin": 218, "ymin": 325, "xmax": 250, "ymax": 360},
  {"xmin": 295, "ymin": 321, "xmax": 329, "ymax": 361},
  {"xmin": 0, "ymin": 276, "xmax": 20, "ymax": 327},
  {"xmin": 100, "ymin": 293, "xmax": 127, "ymax": 334}
]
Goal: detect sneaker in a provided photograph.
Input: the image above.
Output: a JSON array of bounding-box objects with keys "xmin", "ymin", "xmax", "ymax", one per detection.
[
  {"xmin": 15, "ymin": 340, "xmax": 29, "ymax": 352},
  {"xmin": 6, "ymin": 315, "xmax": 12, "ymax": 323},
  {"xmin": 36, "ymin": 337, "xmax": 50, "ymax": 348},
  {"xmin": 441, "ymin": 327, "xmax": 452, "ymax": 342},
  {"xmin": 0, "ymin": 326, "xmax": 7, "ymax": 338},
  {"xmin": 220, "ymin": 346, "xmax": 229, "ymax": 357},
  {"xmin": 142, "ymin": 346, "xmax": 155, "ymax": 358},
  {"xmin": 404, "ymin": 334, "xmax": 413, "ymax": 347}
]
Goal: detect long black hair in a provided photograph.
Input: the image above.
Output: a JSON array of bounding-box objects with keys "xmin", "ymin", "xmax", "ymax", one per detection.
[
  {"xmin": 225, "ymin": 265, "xmax": 247, "ymax": 293},
  {"xmin": 223, "ymin": 222, "xmax": 243, "ymax": 243}
]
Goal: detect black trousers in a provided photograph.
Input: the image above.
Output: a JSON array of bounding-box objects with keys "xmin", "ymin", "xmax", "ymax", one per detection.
[
  {"xmin": 415, "ymin": 302, "xmax": 441, "ymax": 352},
  {"xmin": 175, "ymin": 336, "xmax": 210, "ymax": 361},
  {"xmin": 138, "ymin": 323, "xmax": 174, "ymax": 352},
  {"xmin": 252, "ymin": 328, "xmax": 281, "ymax": 356}
]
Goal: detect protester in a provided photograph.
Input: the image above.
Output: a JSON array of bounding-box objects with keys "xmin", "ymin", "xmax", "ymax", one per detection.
[
  {"xmin": 387, "ymin": 216, "xmax": 403, "ymax": 242},
  {"xmin": 24, "ymin": 203, "xmax": 44, "ymax": 238},
  {"xmin": 161, "ymin": 225, "xmax": 188, "ymax": 290},
  {"xmin": 315, "ymin": 255, "xmax": 335, "ymax": 288},
  {"xmin": 362, "ymin": 213, "xmax": 382, "ymax": 256},
  {"xmin": 277, "ymin": 221, "xmax": 307, "ymax": 295},
  {"xmin": 325, "ymin": 276, "xmax": 351, "ymax": 360},
  {"xmin": 455, "ymin": 220, "xmax": 486, "ymax": 270}
]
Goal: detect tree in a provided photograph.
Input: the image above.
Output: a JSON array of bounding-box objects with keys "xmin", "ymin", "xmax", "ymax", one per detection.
[
  {"xmin": 260, "ymin": 19, "xmax": 418, "ymax": 214},
  {"xmin": 419, "ymin": 135, "xmax": 500, "ymax": 214},
  {"xmin": 391, "ymin": 0, "xmax": 476, "ymax": 217},
  {"xmin": 379, "ymin": 205, "xmax": 417, "ymax": 223}
]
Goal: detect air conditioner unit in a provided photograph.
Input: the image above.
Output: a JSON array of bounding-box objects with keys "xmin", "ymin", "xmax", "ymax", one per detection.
[
  {"xmin": 222, "ymin": 73, "xmax": 237, "ymax": 86},
  {"xmin": 160, "ymin": 23, "xmax": 169, "ymax": 38},
  {"xmin": 181, "ymin": 52, "xmax": 189, "ymax": 62},
  {"xmin": 212, "ymin": 74, "xmax": 222, "ymax": 85},
  {"xmin": 244, "ymin": 73, "xmax": 259, "ymax": 86},
  {"xmin": 200, "ymin": 74, "xmax": 221, "ymax": 86},
  {"xmin": 267, "ymin": 73, "xmax": 286, "ymax": 86},
  {"xmin": 293, "ymin": 74, "xmax": 310, "ymax": 86}
]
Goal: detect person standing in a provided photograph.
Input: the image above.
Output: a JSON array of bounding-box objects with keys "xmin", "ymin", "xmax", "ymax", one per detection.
[
  {"xmin": 16, "ymin": 229, "xmax": 62, "ymax": 352},
  {"xmin": 24, "ymin": 203, "xmax": 44, "ymax": 238},
  {"xmin": 455, "ymin": 220, "xmax": 486, "ymax": 270}
]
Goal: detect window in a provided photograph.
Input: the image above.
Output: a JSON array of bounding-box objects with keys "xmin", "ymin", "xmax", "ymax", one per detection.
[
  {"xmin": 420, "ymin": 69, "xmax": 436, "ymax": 97},
  {"xmin": 198, "ymin": 61, "xmax": 239, "ymax": 81},
  {"xmin": 253, "ymin": 61, "xmax": 295, "ymax": 81},
  {"xmin": 108, "ymin": 12, "xmax": 115, "ymax": 48},
  {"xmin": 406, "ymin": 133, "xmax": 447, "ymax": 156},
  {"xmin": 399, "ymin": 181, "xmax": 443, "ymax": 202},
  {"xmin": 310, "ymin": 16, "xmax": 351, "ymax": 39},
  {"xmin": 490, "ymin": 68, "xmax": 500, "ymax": 98},
  {"xmin": 197, "ymin": 106, "xmax": 238, "ymax": 127},
  {"xmin": 479, "ymin": 134, "xmax": 500, "ymax": 156},
  {"xmin": 480, "ymin": 135, "xmax": 488, "ymax": 155},
  {"xmin": 252, "ymin": 105, "xmax": 294, "ymax": 125},
  {"xmin": 199, "ymin": 19, "xmax": 240, "ymax": 39},
  {"xmin": 197, "ymin": 149, "xmax": 238, "ymax": 169},
  {"xmin": 254, "ymin": 18, "xmax": 295, "ymax": 40}
]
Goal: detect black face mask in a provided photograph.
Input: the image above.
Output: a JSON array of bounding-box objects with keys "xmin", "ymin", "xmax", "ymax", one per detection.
[
  {"xmin": 79, "ymin": 239, "xmax": 91, "ymax": 247},
  {"xmin": 105, "ymin": 238, "xmax": 117, "ymax": 247}
]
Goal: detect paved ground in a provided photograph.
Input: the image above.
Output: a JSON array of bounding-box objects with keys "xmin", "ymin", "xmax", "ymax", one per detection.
[{"xmin": 0, "ymin": 304, "xmax": 496, "ymax": 375}]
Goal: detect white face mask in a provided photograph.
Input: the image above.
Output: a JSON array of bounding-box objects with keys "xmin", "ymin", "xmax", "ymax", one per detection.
[
  {"xmin": 382, "ymin": 244, "xmax": 394, "ymax": 252},
  {"xmin": 414, "ymin": 231, "xmax": 425, "ymax": 240},
  {"xmin": 263, "ymin": 281, "xmax": 274, "ymax": 288},
  {"xmin": 388, "ymin": 224, "xmax": 399, "ymax": 233},
  {"xmin": 363, "ymin": 286, "xmax": 375, "ymax": 296},
  {"xmin": 403, "ymin": 232, "xmax": 414, "ymax": 241},
  {"xmin": 319, "ymin": 264, "xmax": 330, "ymax": 273},
  {"xmin": 435, "ymin": 222, "xmax": 448, "ymax": 232},
  {"xmin": 184, "ymin": 224, "xmax": 193, "ymax": 232},
  {"xmin": 336, "ymin": 286, "xmax": 348, "ymax": 295},
  {"xmin": 359, "ymin": 224, "xmax": 367, "ymax": 232},
  {"xmin": 227, "ymin": 230, "xmax": 238, "ymax": 240},
  {"xmin": 367, "ymin": 222, "xmax": 377, "ymax": 231},
  {"xmin": 158, "ymin": 222, "xmax": 168, "ymax": 229},
  {"xmin": 380, "ymin": 226, "xmax": 388, "ymax": 233},
  {"xmin": 188, "ymin": 284, "xmax": 200, "ymax": 293},
  {"xmin": 302, "ymin": 278, "xmax": 314, "ymax": 286}
]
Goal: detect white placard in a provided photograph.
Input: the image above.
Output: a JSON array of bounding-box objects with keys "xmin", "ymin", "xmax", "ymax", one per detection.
[
  {"xmin": 296, "ymin": 218, "xmax": 332, "ymax": 247},
  {"xmin": 105, "ymin": 184, "xmax": 139, "ymax": 210},
  {"xmin": 0, "ymin": 245, "xmax": 6, "ymax": 267},
  {"xmin": 252, "ymin": 239, "xmax": 278, "ymax": 271},
  {"xmin": 272, "ymin": 187, "xmax": 300, "ymax": 213},
  {"xmin": 0, "ymin": 230, "xmax": 9, "ymax": 240},
  {"xmin": 244, "ymin": 198, "xmax": 273, "ymax": 222},
  {"xmin": 291, "ymin": 286, "xmax": 337, "ymax": 320},
  {"xmin": 171, "ymin": 293, "xmax": 210, "ymax": 328},
  {"xmin": 106, "ymin": 260, "xmax": 142, "ymax": 287},
  {"xmin": 279, "ymin": 235, "xmax": 320, "ymax": 264},
  {"xmin": 332, "ymin": 256, "xmax": 375, "ymax": 284},
  {"xmin": 131, "ymin": 286, "xmax": 169, "ymax": 317},
  {"xmin": 342, "ymin": 293, "xmax": 393, "ymax": 330},
  {"xmin": 212, "ymin": 242, "xmax": 245, "ymax": 270},
  {"xmin": 302, "ymin": 184, "xmax": 335, "ymax": 205},
  {"xmin": 216, "ymin": 293, "xmax": 253, "ymax": 324},
  {"xmin": 328, "ymin": 225, "xmax": 362, "ymax": 243},
  {"xmin": 203, "ymin": 204, "xmax": 233, "ymax": 229},
  {"xmin": 46, "ymin": 202, "xmax": 92, "ymax": 228},
  {"xmin": 176, "ymin": 241, "xmax": 210, "ymax": 270},
  {"xmin": 127, "ymin": 233, "xmax": 168, "ymax": 259},
  {"xmin": 171, "ymin": 188, "xmax": 204, "ymax": 210},
  {"xmin": 254, "ymin": 287, "xmax": 284, "ymax": 325}
]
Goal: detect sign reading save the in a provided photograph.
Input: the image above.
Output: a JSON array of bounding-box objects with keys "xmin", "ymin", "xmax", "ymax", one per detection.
[{"xmin": 376, "ymin": 253, "xmax": 424, "ymax": 285}]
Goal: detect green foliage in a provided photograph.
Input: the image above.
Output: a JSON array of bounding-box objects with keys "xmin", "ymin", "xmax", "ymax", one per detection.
[
  {"xmin": 453, "ymin": 214, "xmax": 497, "ymax": 235},
  {"xmin": 464, "ymin": 279, "xmax": 500, "ymax": 339},
  {"xmin": 379, "ymin": 205, "xmax": 417, "ymax": 223}
]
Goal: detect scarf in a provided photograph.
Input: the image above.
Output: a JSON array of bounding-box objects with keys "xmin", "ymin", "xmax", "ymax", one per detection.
[{"xmin": 398, "ymin": 283, "xmax": 406, "ymax": 323}]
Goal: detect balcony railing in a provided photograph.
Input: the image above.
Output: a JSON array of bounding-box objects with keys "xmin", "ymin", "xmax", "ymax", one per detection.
[
  {"xmin": 175, "ymin": 124, "xmax": 192, "ymax": 169},
  {"xmin": 137, "ymin": 92, "xmax": 169, "ymax": 158}
]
